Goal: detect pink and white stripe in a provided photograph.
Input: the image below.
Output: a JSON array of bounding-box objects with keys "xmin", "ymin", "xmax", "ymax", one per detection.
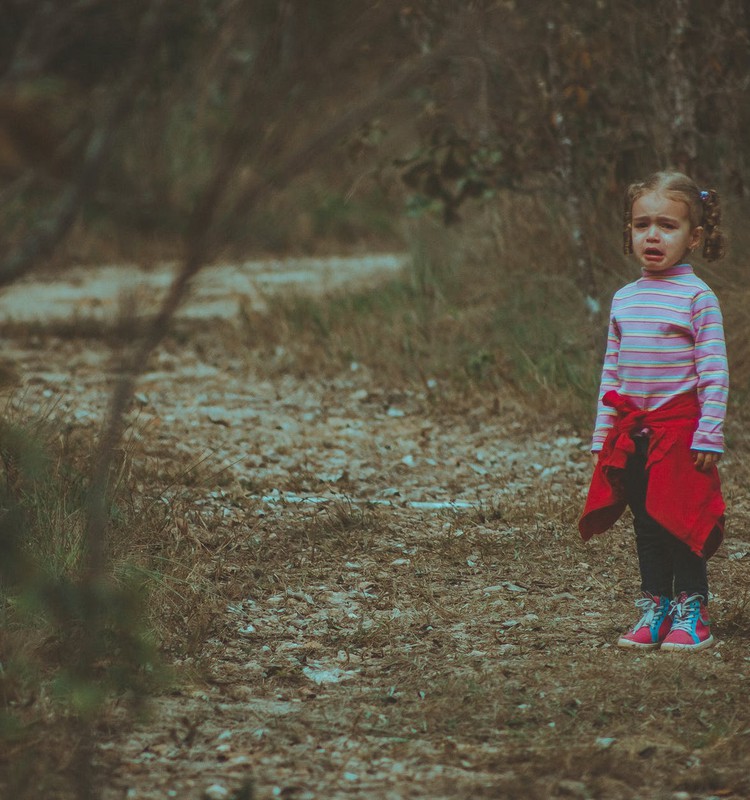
[{"xmin": 592, "ymin": 264, "xmax": 728, "ymax": 453}]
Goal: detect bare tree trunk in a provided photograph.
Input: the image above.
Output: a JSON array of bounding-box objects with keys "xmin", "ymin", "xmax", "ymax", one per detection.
[
  {"xmin": 667, "ymin": 0, "xmax": 698, "ymax": 174},
  {"xmin": 545, "ymin": 16, "xmax": 599, "ymax": 312},
  {"xmin": 719, "ymin": 0, "xmax": 749, "ymax": 195}
]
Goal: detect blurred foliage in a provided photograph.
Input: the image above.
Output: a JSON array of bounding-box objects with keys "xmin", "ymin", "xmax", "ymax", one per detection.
[
  {"xmin": 0, "ymin": 1, "xmax": 748, "ymax": 263},
  {"xmin": 393, "ymin": 1, "xmax": 750, "ymax": 226},
  {"xmin": 0, "ymin": 413, "xmax": 160, "ymax": 796},
  {"xmin": 398, "ymin": 132, "xmax": 505, "ymax": 225}
]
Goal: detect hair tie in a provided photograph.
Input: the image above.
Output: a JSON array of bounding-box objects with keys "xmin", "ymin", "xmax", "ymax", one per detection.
[{"xmin": 700, "ymin": 190, "xmax": 709, "ymax": 202}]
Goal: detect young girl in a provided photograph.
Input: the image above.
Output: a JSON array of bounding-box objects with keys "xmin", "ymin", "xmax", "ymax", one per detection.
[{"xmin": 579, "ymin": 170, "xmax": 728, "ymax": 652}]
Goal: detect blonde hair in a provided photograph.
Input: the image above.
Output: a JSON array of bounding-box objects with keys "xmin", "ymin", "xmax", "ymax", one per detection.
[{"xmin": 623, "ymin": 171, "xmax": 726, "ymax": 261}]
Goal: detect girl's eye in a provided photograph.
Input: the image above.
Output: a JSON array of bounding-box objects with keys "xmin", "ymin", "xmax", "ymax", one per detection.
[{"xmin": 633, "ymin": 222, "xmax": 648, "ymax": 229}]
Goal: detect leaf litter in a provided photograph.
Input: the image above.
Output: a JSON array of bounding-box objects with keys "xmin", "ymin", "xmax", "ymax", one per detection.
[{"xmin": 3, "ymin": 260, "xmax": 750, "ymax": 799}]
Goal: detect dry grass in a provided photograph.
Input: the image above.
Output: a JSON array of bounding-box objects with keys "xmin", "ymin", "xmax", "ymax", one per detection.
[
  {"xmin": 105, "ymin": 199, "xmax": 750, "ymax": 797},
  {"xmin": 101, "ymin": 473, "xmax": 750, "ymax": 798},
  {"xmin": 4, "ymin": 192, "xmax": 750, "ymax": 797},
  {"xmin": 73, "ymin": 389, "xmax": 750, "ymax": 798}
]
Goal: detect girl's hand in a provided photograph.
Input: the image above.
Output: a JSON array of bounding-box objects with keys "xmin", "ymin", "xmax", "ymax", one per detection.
[
  {"xmin": 592, "ymin": 452, "xmax": 599, "ymax": 468},
  {"xmin": 693, "ymin": 450, "xmax": 721, "ymax": 472}
]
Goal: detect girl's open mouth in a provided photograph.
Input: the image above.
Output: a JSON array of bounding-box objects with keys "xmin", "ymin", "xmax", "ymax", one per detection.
[{"xmin": 644, "ymin": 248, "xmax": 663, "ymax": 258}]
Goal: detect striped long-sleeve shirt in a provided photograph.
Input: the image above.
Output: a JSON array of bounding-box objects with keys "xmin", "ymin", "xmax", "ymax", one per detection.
[{"xmin": 592, "ymin": 263, "xmax": 728, "ymax": 453}]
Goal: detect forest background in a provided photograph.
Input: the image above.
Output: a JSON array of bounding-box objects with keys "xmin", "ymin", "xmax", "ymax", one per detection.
[{"xmin": 2, "ymin": 1, "xmax": 750, "ymax": 798}]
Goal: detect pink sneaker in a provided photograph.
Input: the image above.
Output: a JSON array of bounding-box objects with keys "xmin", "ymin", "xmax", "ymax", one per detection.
[
  {"xmin": 617, "ymin": 593, "xmax": 672, "ymax": 649},
  {"xmin": 661, "ymin": 593, "xmax": 714, "ymax": 652}
]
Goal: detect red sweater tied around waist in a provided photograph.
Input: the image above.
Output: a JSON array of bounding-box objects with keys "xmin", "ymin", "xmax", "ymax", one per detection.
[{"xmin": 579, "ymin": 390, "xmax": 724, "ymax": 558}]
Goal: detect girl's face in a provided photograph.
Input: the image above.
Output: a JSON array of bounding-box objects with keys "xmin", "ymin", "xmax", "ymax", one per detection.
[{"xmin": 631, "ymin": 191, "xmax": 702, "ymax": 272}]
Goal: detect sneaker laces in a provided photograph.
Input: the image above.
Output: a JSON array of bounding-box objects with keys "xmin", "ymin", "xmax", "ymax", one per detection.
[
  {"xmin": 632, "ymin": 595, "xmax": 661, "ymax": 629},
  {"xmin": 669, "ymin": 594, "xmax": 703, "ymax": 633}
]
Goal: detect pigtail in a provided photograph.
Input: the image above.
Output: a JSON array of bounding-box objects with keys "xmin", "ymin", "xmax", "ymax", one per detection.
[{"xmin": 700, "ymin": 189, "xmax": 726, "ymax": 261}]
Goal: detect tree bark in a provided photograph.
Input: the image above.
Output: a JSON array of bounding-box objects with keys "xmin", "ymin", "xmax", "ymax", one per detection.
[
  {"xmin": 667, "ymin": 0, "xmax": 698, "ymax": 174},
  {"xmin": 545, "ymin": 16, "xmax": 599, "ymax": 312}
]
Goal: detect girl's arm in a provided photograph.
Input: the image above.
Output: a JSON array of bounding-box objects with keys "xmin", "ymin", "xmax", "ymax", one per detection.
[
  {"xmin": 690, "ymin": 288, "xmax": 729, "ymax": 455},
  {"xmin": 591, "ymin": 307, "xmax": 621, "ymax": 452}
]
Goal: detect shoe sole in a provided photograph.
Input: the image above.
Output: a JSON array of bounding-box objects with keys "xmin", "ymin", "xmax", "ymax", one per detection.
[
  {"xmin": 660, "ymin": 634, "xmax": 715, "ymax": 652},
  {"xmin": 617, "ymin": 637, "xmax": 661, "ymax": 649}
]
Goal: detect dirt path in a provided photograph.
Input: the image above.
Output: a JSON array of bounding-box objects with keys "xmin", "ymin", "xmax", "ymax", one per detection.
[
  {"xmin": 4, "ymin": 257, "xmax": 750, "ymax": 800},
  {"xmin": 0, "ymin": 254, "xmax": 405, "ymax": 323}
]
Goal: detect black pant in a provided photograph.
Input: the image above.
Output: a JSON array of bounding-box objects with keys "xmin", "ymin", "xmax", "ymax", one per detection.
[{"xmin": 624, "ymin": 435, "xmax": 708, "ymax": 601}]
